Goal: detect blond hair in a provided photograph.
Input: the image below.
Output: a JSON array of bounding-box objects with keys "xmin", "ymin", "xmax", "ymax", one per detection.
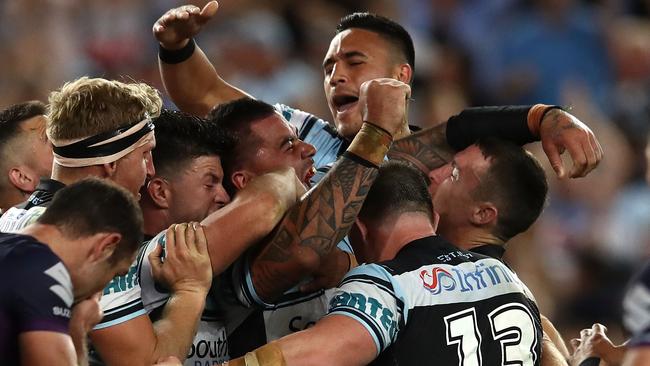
[{"xmin": 47, "ymin": 77, "xmax": 162, "ymax": 142}]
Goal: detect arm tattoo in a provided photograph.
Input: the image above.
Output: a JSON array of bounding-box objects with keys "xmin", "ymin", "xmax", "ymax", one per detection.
[
  {"xmin": 251, "ymin": 156, "xmax": 378, "ymax": 301},
  {"xmin": 388, "ymin": 124, "xmax": 455, "ymax": 172}
]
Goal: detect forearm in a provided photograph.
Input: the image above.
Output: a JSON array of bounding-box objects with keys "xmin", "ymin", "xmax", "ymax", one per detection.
[
  {"xmin": 388, "ymin": 123, "xmax": 454, "ymax": 173},
  {"xmin": 159, "ymin": 40, "xmax": 248, "ymax": 117},
  {"xmin": 202, "ymin": 184, "xmax": 292, "ymax": 274},
  {"xmin": 541, "ymin": 333, "xmax": 569, "ymax": 366},
  {"xmin": 390, "ymin": 105, "xmax": 549, "ymax": 172},
  {"xmin": 69, "ymin": 326, "xmax": 89, "ymax": 366},
  {"xmin": 252, "ymin": 156, "xmax": 379, "ymax": 301},
  {"xmin": 541, "ymin": 314, "xmax": 570, "ymax": 360},
  {"xmin": 151, "ymin": 290, "xmax": 207, "ymax": 362}
]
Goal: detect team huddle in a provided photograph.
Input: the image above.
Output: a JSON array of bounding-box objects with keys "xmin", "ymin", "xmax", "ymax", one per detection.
[{"xmin": 1, "ymin": 1, "xmax": 648, "ymax": 366}]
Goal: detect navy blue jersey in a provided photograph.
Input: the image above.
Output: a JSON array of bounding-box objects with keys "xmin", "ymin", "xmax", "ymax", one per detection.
[
  {"xmin": 624, "ymin": 262, "xmax": 650, "ymax": 347},
  {"xmin": 328, "ymin": 235, "xmax": 542, "ymax": 366},
  {"xmin": 0, "ymin": 233, "xmax": 73, "ymax": 365}
]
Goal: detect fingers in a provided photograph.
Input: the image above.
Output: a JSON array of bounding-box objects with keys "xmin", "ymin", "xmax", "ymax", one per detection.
[
  {"xmin": 570, "ymin": 338, "xmax": 581, "ymax": 352},
  {"xmin": 564, "ymin": 135, "xmax": 589, "ymax": 178},
  {"xmin": 184, "ymin": 222, "xmax": 195, "ymax": 251},
  {"xmin": 194, "ymin": 223, "xmax": 209, "ymax": 256},
  {"xmin": 542, "ymin": 139, "xmax": 566, "ymax": 179}
]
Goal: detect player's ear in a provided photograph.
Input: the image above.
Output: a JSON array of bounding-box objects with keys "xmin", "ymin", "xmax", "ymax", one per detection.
[
  {"xmin": 89, "ymin": 232, "xmax": 122, "ymax": 263},
  {"xmin": 102, "ymin": 161, "xmax": 118, "ymax": 178},
  {"xmin": 469, "ymin": 202, "xmax": 497, "ymax": 227},
  {"xmin": 354, "ymin": 217, "xmax": 369, "ymax": 243},
  {"xmin": 8, "ymin": 166, "xmax": 39, "ymax": 193},
  {"xmin": 396, "ymin": 63, "xmax": 412, "ymax": 84},
  {"xmin": 146, "ymin": 177, "xmax": 170, "ymax": 209},
  {"xmin": 232, "ymin": 170, "xmax": 254, "ymax": 190}
]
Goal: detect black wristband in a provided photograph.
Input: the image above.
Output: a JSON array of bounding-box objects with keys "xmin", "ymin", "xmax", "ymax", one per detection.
[
  {"xmin": 578, "ymin": 357, "xmax": 600, "ymax": 366},
  {"xmin": 445, "ymin": 106, "xmax": 535, "ymax": 150},
  {"xmin": 158, "ymin": 39, "xmax": 196, "ymax": 64},
  {"xmin": 343, "ymin": 151, "xmax": 380, "ymax": 169}
]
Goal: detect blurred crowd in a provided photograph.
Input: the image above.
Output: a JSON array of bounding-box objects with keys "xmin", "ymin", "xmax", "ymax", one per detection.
[{"xmin": 1, "ymin": 0, "xmax": 649, "ymax": 342}]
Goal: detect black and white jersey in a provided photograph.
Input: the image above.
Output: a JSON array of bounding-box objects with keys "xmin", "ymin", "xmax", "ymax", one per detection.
[
  {"xmin": 623, "ymin": 261, "xmax": 650, "ymax": 347},
  {"xmin": 327, "ymin": 235, "xmax": 542, "ymax": 366}
]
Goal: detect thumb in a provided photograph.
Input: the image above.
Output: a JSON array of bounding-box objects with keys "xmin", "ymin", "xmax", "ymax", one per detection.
[
  {"xmin": 148, "ymin": 244, "xmax": 164, "ymax": 273},
  {"xmin": 199, "ymin": 1, "xmax": 219, "ymax": 20},
  {"xmin": 542, "ymin": 140, "xmax": 566, "ymax": 179}
]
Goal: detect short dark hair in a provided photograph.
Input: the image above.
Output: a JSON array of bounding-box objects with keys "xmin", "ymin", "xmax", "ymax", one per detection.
[
  {"xmin": 206, "ymin": 98, "xmax": 277, "ymax": 195},
  {"xmin": 359, "ymin": 161, "xmax": 433, "ymax": 223},
  {"xmin": 473, "ymin": 138, "xmax": 548, "ymax": 241},
  {"xmin": 337, "ymin": 13, "xmax": 415, "ymax": 76},
  {"xmin": 152, "ymin": 109, "xmax": 232, "ymax": 179},
  {"xmin": 0, "ymin": 101, "xmax": 47, "ymax": 148},
  {"xmin": 37, "ymin": 178, "xmax": 144, "ymax": 264}
]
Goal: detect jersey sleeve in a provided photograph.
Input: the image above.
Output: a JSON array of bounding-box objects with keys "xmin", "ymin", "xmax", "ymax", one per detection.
[
  {"xmin": 94, "ymin": 238, "xmax": 152, "ymax": 330},
  {"xmin": 326, "ymin": 264, "xmax": 408, "ymax": 355},
  {"xmin": 624, "ymin": 262, "xmax": 650, "ymax": 346},
  {"xmin": 12, "ymin": 250, "xmax": 73, "ymax": 334}
]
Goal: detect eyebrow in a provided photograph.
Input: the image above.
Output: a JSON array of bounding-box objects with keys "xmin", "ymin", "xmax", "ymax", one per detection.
[{"xmin": 322, "ymin": 51, "xmax": 368, "ymax": 69}]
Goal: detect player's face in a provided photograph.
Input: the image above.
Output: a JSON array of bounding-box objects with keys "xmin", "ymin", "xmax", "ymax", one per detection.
[
  {"xmin": 73, "ymin": 247, "xmax": 136, "ymax": 301},
  {"xmin": 242, "ymin": 113, "xmax": 316, "ymax": 186},
  {"xmin": 323, "ymin": 28, "xmax": 402, "ymax": 140},
  {"xmin": 20, "ymin": 115, "xmax": 53, "ymax": 179},
  {"xmin": 168, "ymin": 155, "xmax": 230, "ymax": 223},
  {"xmin": 112, "ymin": 137, "xmax": 156, "ymax": 200},
  {"xmin": 431, "ymin": 145, "xmax": 491, "ymax": 236}
]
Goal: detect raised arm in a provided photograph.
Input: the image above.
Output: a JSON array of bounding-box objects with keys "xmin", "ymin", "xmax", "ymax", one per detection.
[
  {"xmin": 389, "ymin": 105, "xmax": 603, "ymax": 179},
  {"xmin": 153, "ymin": 1, "xmax": 249, "ymax": 116},
  {"xmin": 249, "ymin": 79, "xmax": 410, "ymax": 302}
]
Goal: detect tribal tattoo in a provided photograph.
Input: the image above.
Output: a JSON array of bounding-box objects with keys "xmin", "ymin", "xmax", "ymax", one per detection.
[
  {"xmin": 388, "ymin": 123, "xmax": 455, "ymax": 173},
  {"xmin": 251, "ymin": 156, "xmax": 378, "ymax": 302}
]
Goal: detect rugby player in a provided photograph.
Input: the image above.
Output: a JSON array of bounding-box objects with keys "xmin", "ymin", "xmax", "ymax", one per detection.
[
  {"xmin": 227, "ymin": 162, "xmax": 543, "ymax": 366},
  {"xmin": 0, "ymin": 178, "xmax": 144, "ymax": 366},
  {"xmin": 94, "ymin": 109, "xmax": 302, "ymax": 366},
  {"xmin": 153, "ymin": 3, "xmax": 602, "ymax": 353},
  {"xmin": 153, "ymin": 1, "xmax": 602, "ymax": 183},
  {"xmin": 0, "ymin": 77, "xmax": 219, "ymax": 366},
  {"xmin": 0, "ymin": 101, "xmax": 52, "ymax": 212}
]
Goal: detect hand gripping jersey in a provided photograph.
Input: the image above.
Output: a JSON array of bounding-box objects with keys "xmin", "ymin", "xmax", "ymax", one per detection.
[
  {"xmin": 328, "ymin": 235, "xmax": 542, "ymax": 366},
  {"xmin": 137, "ymin": 232, "xmax": 230, "ymax": 365},
  {"xmin": 0, "ymin": 233, "xmax": 74, "ymax": 366},
  {"xmin": 623, "ymin": 261, "xmax": 650, "ymax": 347}
]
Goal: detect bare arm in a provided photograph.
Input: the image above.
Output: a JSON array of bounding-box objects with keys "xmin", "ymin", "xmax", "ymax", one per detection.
[
  {"xmin": 154, "ymin": 1, "xmax": 250, "ymax": 116},
  {"xmin": 202, "ymin": 168, "xmax": 300, "ymax": 275},
  {"xmin": 251, "ymin": 156, "xmax": 379, "ymax": 302},
  {"xmin": 542, "ymin": 332, "xmax": 570, "ymax": 366},
  {"xmin": 249, "ymin": 79, "xmax": 409, "ymax": 302},
  {"xmin": 389, "ymin": 106, "xmax": 602, "ymax": 179},
  {"xmin": 20, "ymin": 331, "xmax": 78, "ymax": 366},
  {"xmin": 91, "ymin": 224, "xmax": 212, "ymax": 366},
  {"xmin": 227, "ymin": 315, "xmax": 377, "ymax": 366},
  {"xmin": 541, "ymin": 314, "xmax": 570, "ymax": 360}
]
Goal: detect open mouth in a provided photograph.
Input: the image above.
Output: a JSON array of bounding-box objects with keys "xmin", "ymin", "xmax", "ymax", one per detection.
[
  {"xmin": 333, "ymin": 94, "xmax": 359, "ymax": 112},
  {"xmin": 303, "ymin": 166, "xmax": 316, "ymax": 186}
]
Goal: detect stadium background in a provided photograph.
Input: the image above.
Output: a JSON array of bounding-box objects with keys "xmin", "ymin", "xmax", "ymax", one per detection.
[{"xmin": 1, "ymin": 0, "xmax": 649, "ymax": 343}]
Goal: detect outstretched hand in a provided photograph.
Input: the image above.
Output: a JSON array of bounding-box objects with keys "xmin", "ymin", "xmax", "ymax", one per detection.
[
  {"xmin": 153, "ymin": 1, "xmax": 219, "ymax": 50},
  {"xmin": 539, "ymin": 108, "xmax": 603, "ymax": 179}
]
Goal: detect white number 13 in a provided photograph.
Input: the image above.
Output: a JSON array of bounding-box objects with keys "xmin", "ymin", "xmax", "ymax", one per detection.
[{"xmin": 444, "ymin": 303, "xmax": 539, "ymax": 366}]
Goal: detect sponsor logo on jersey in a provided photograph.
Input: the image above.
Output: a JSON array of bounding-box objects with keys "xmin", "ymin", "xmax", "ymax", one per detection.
[
  {"xmin": 420, "ymin": 267, "xmax": 455, "ymax": 295},
  {"xmin": 103, "ymin": 262, "xmax": 139, "ymax": 295},
  {"xmin": 329, "ymin": 291, "xmax": 397, "ymax": 339},
  {"xmin": 186, "ymin": 321, "xmax": 229, "ymax": 365},
  {"xmin": 420, "ymin": 261, "xmax": 515, "ymax": 295}
]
